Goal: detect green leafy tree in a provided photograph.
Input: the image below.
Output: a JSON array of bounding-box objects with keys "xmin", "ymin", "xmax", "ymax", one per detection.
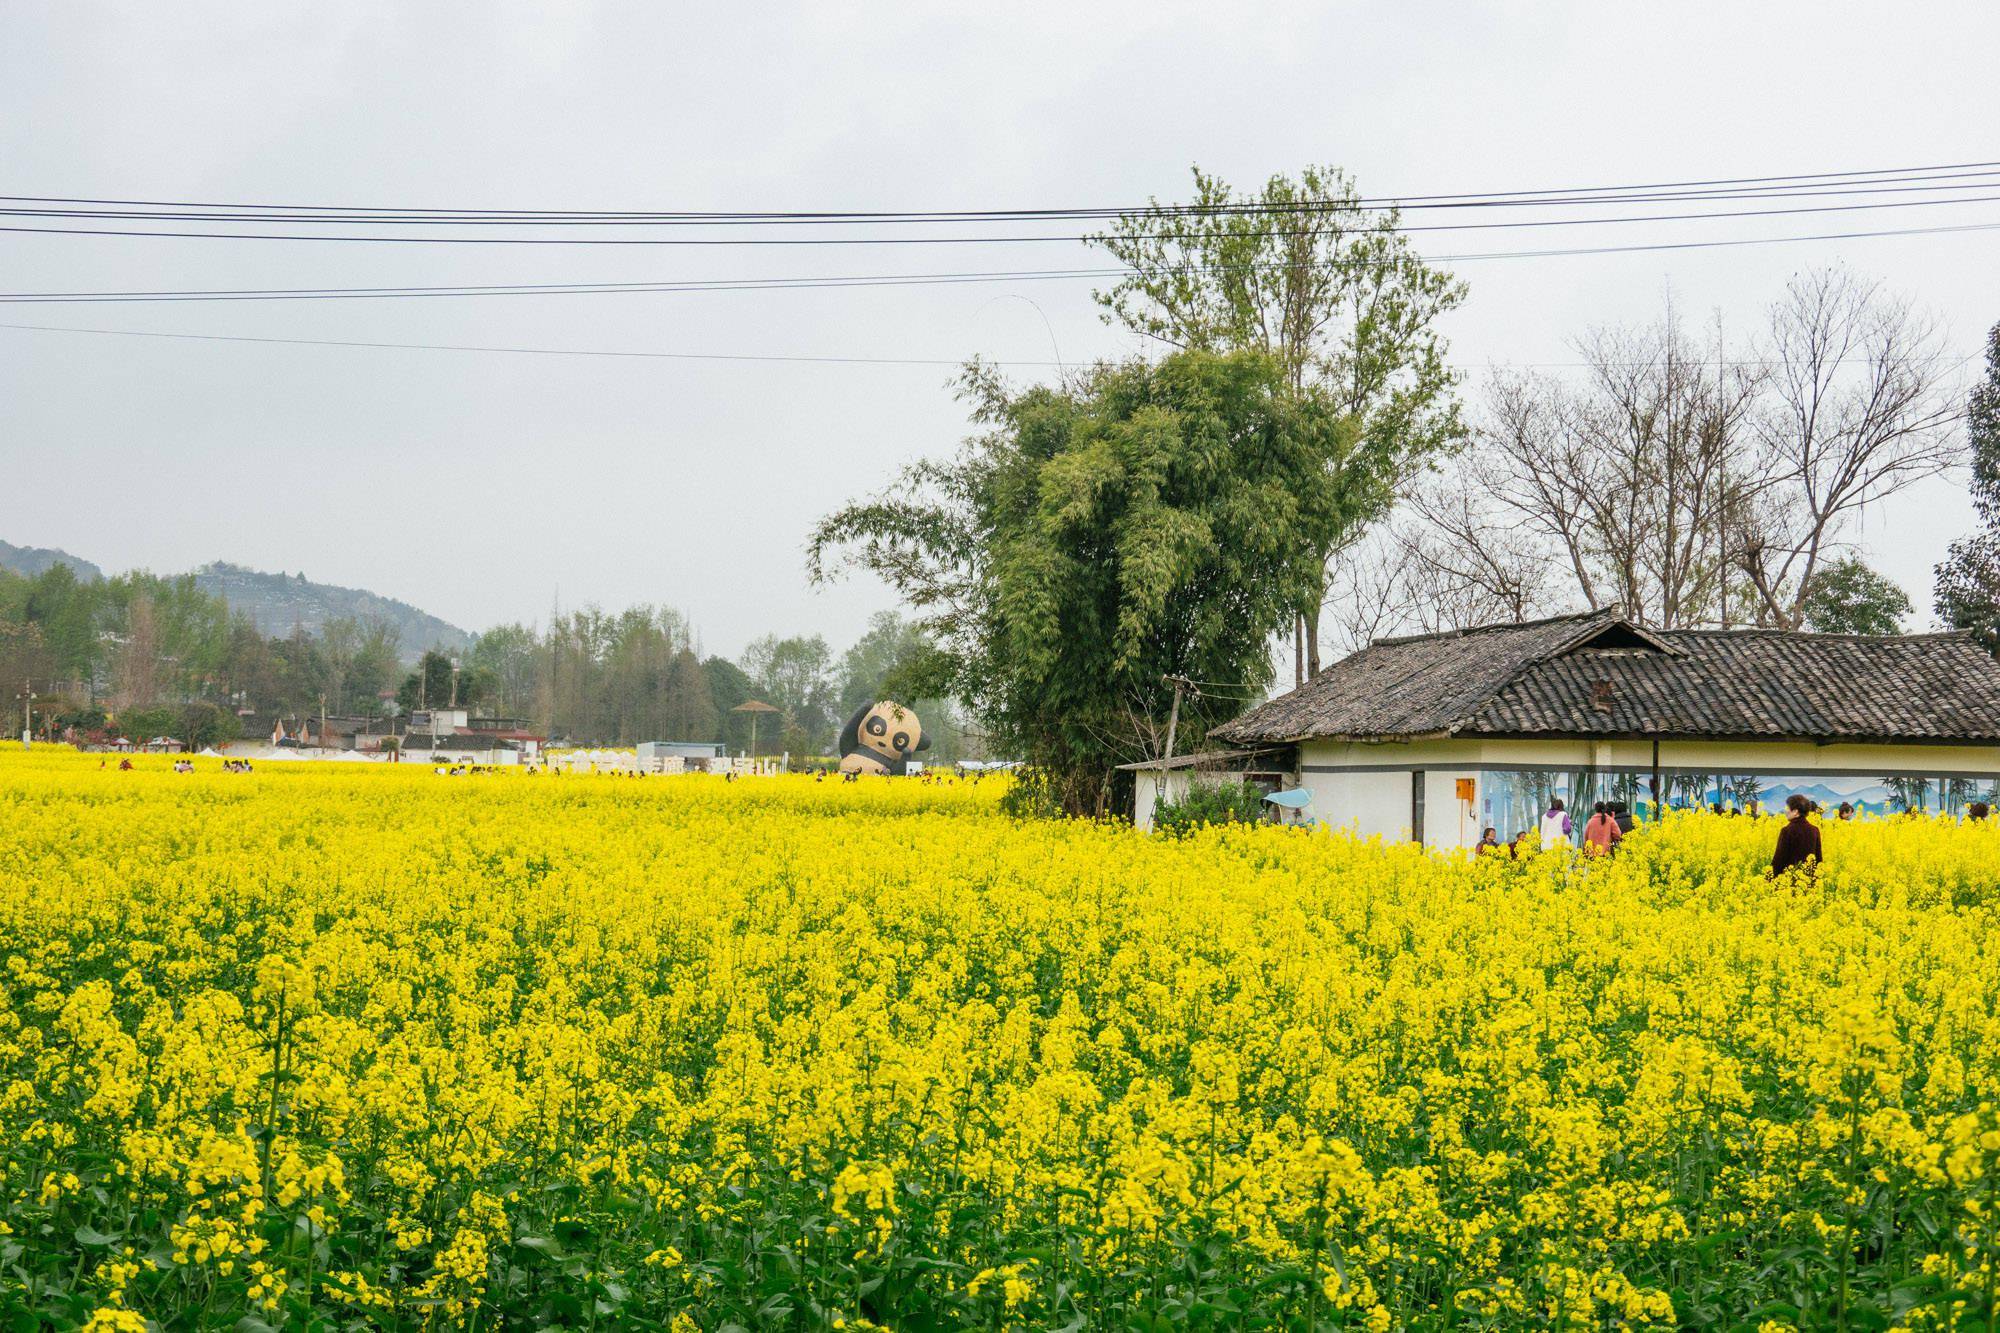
[
  {"xmin": 702, "ymin": 656, "xmax": 758, "ymax": 753},
  {"xmin": 470, "ymin": 622, "xmax": 540, "ymax": 717},
  {"xmin": 813, "ymin": 349, "xmax": 1357, "ymax": 814},
  {"xmin": 1091, "ymin": 164, "xmax": 1468, "ymax": 674},
  {"xmin": 1801, "ymin": 556, "xmax": 1912, "ymax": 635},
  {"xmin": 177, "ymin": 700, "xmax": 242, "ymax": 751},
  {"xmin": 741, "ymin": 634, "xmax": 837, "ymax": 754},
  {"xmin": 836, "ymin": 611, "xmax": 934, "ymax": 718},
  {"xmin": 397, "ymin": 649, "xmax": 463, "ymax": 713},
  {"xmin": 1937, "ymin": 322, "xmax": 2000, "ymax": 651},
  {"xmin": 116, "ymin": 705, "xmax": 177, "ymax": 742}
]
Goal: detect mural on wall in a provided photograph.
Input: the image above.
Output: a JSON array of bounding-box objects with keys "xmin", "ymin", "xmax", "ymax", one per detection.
[
  {"xmin": 1476, "ymin": 769, "xmax": 2000, "ymax": 839},
  {"xmin": 837, "ymin": 701, "xmax": 928, "ymax": 776}
]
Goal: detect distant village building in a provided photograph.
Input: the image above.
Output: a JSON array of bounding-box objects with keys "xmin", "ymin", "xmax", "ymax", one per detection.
[
  {"xmin": 399, "ymin": 708, "xmax": 544, "ymax": 763},
  {"xmin": 225, "ymin": 707, "xmax": 544, "ymax": 764},
  {"xmin": 637, "ymin": 740, "xmax": 725, "ymax": 772},
  {"xmin": 1162, "ymin": 610, "xmax": 2000, "ymax": 848}
]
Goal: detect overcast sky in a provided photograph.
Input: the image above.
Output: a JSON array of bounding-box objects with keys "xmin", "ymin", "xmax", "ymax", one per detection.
[{"xmin": 3, "ymin": 2, "xmax": 1996, "ymax": 660}]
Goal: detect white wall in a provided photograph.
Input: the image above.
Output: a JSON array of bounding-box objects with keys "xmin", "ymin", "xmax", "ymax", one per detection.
[
  {"xmin": 1131, "ymin": 769, "xmax": 1192, "ymax": 832},
  {"xmin": 1294, "ymin": 736, "xmax": 2000, "ymax": 851}
]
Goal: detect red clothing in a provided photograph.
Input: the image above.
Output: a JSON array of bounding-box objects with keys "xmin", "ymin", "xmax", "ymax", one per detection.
[{"xmin": 1583, "ymin": 812, "xmax": 1622, "ymax": 855}]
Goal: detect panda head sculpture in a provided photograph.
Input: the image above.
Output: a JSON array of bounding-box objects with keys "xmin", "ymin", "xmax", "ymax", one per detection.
[{"xmin": 836, "ymin": 700, "xmax": 928, "ymax": 776}]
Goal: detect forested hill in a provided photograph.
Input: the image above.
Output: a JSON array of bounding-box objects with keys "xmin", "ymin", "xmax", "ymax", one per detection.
[
  {"xmin": 0, "ymin": 540, "xmax": 103, "ymax": 583},
  {"xmin": 190, "ymin": 562, "xmax": 473, "ymax": 654}
]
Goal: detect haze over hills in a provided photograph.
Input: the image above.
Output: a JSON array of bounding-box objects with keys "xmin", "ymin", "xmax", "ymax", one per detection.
[
  {"xmin": 187, "ymin": 563, "xmax": 475, "ymax": 655},
  {"xmin": 0, "ymin": 541, "xmax": 474, "ymax": 658},
  {"xmin": 0, "ymin": 539, "xmax": 103, "ymax": 583}
]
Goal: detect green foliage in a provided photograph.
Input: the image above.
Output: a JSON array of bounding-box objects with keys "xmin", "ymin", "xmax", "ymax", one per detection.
[
  {"xmin": 116, "ymin": 706, "xmax": 177, "ymax": 741},
  {"xmin": 815, "ymin": 349, "xmax": 1358, "ymax": 813},
  {"xmin": 836, "ymin": 611, "xmax": 969, "ymax": 764},
  {"xmin": 742, "ymin": 633, "xmax": 837, "ymax": 754},
  {"xmin": 1090, "ymin": 164, "xmax": 1469, "ymax": 668},
  {"xmin": 1937, "ymin": 322, "xmax": 2000, "ymax": 652},
  {"xmin": 176, "ymin": 700, "xmax": 243, "ymax": 751},
  {"xmin": 1153, "ymin": 777, "xmax": 1269, "ymax": 835},
  {"xmin": 836, "ymin": 611, "xmax": 932, "ymax": 718},
  {"xmin": 1802, "ymin": 556, "xmax": 1912, "ymax": 635}
]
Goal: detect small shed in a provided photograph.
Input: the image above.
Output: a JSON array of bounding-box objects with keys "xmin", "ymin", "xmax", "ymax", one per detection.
[{"xmin": 1117, "ymin": 747, "xmax": 1297, "ymax": 832}]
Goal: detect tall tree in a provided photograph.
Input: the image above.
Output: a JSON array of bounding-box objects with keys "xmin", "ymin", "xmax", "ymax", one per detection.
[
  {"xmin": 740, "ymin": 633, "xmax": 837, "ymax": 754},
  {"xmin": 813, "ymin": 349, "xmax": 1356, "ymax": 813},
  {"xmin": 1739, "ymin": 268, "xmax": 1962, "ymax": 627},
  {"xmin": 836, "ymin": 611, "xmax": 935, "ymax": 718},
  {"xmin": 116, "ymin": 593, "xmax": 161, "ymax": 710},
  {"xmin": 657, "ymin": 648, "xmax": 718, "ymax": 741},
  {"xmin": 1387, "ymin": 270, "xmax": 1960, "ymax": 635},
  {"xmin": 1091, "ymin": 165, "xmax": 1468, "ymax": 674},
  {"xmin": 1442, "ymin": 307, "xmax": 1760, "ymax": 629},
  {"xmin": 1936, "ymin": 321, "xmax": 2000, "ymax": 649}
]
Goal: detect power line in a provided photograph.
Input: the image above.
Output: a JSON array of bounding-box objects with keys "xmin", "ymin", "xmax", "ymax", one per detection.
[
  {"xmin": 1, "ymin": 320, "xmax": 1980, "ymax": 375},
  {"xmin": 10, "ymin": 173, "xmax": 2000, "ymax": 224},
  {"xmin": 0, "ymin": 320, "xmax": 990, "ymax": 366},
  {"xmin": 4, "ymin": 216, "xmax": 1998, "ymax": 305},
  {"xmin": 5, "ymin": 187, "xmax": 2000, "ymax": 245},
  {"xmin": 4, "ymin": 158, "xmax": 1997, "ymax": 222}
]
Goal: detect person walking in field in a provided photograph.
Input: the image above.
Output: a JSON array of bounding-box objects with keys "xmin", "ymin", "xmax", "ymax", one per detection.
[
  {"xmin": 1771, "ymin": 793, "xmax": 1823, "ymax": 879},
  {"xmin": 1583, "ymin": 802, "xmax": 1623, "ymax": 856},
  {"xmin": 1539, "ymin": 797, "xmax": 1572, "ymax": 849},
  {"xmin": 1475, "ymin": 827, "xmax": 1500, "ymax": 855}
]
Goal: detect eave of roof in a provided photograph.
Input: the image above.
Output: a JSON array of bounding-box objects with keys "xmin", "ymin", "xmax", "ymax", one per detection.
[{"xmin": 1211, "ymin": 610, "xmax": 2000, "ymax": 748}]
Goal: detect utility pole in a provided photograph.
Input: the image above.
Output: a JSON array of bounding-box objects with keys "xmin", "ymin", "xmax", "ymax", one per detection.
[
  {"xmin": 1160, "ymin": 674, "xmax": 1194, "ymax": 771},
  {"xmin": 319, "ymin": 693, "xmax": 328, "ymax": 752},
  {"xmin": 18, "ymin": 679, "xmax": 33, "ymax": 749}
]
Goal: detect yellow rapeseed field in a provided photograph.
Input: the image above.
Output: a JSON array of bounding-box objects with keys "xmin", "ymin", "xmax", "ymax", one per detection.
[{"xmin": 3, "ymin": 746, "xmax": 2000, "ymax": 1330}]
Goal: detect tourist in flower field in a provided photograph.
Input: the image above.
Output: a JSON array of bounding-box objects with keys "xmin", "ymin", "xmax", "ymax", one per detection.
[
  {"xmin": 1474, "ymin": 826, "xmax": 1500, "ymax": 855},
  {"xmin": 1538, "ymin": 796, "xmax": 1572, "ymax": 848},
  {"xmin": 1771, "ymin": 791, "xmax": 1824, "ymax": 878},
  {"xmin": 1969, "ymin": 800, "xmax": 1991, "ymax": 822},
  {"xmin": 1583, "ymin": 801, "xmax": 1623, "ymax": 856}
]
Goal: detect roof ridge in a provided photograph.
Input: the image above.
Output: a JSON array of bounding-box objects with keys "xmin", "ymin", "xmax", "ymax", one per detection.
[
  {"xmin": 1368, "ymin": 607, "xmax": 1616, "ymax": 649},
  {"xmin": 1663, "ymin": 625, "xmax": 1973, "ymax": 644}
]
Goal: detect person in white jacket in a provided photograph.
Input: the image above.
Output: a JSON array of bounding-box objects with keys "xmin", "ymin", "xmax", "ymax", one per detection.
[{"xmin": 1539, "ymin": 797, "xmax": 1573, "ymax": 848}]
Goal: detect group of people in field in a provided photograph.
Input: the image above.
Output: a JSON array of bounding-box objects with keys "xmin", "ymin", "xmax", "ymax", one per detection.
[
  {"xmin": 1475, "ymin": 796, "xmax": 1636, "ymax": 860},
  {"xmin": 1474, "ymin": 791, "xmax": 1992, "ymax": 878}
]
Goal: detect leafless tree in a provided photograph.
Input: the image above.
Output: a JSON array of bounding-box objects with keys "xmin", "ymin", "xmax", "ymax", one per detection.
[
  {"xmin": 1736, "ymin": 268, "xmax": 1963, "ymax": 628},
  {"xmin": 1306, "ymin": 268, "xmax": 1964, "ymax": 654},
  {"xmin": 117, "ymin": 594, "xmax": 161, "ymax": 710},
  {"xmin": 1433, "ymin": 304, "xmax": 1761, "ymax": 628}
]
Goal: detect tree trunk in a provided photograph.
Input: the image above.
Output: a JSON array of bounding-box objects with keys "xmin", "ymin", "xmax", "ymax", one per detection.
[{"xmin": 1305, "ymin": 607, "xmax": 1322, "ymax": 679}]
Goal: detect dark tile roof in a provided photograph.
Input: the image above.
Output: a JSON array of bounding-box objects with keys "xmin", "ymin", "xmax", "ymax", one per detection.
[{"xmin": 1211, "ymin": 611, "xmax": 2000, "ymax": 746}]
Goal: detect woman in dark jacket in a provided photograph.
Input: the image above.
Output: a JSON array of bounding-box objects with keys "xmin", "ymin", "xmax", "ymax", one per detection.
[{"xmin": 1771, "ymin": 793, "xmax": 1823, "ymax": 878}]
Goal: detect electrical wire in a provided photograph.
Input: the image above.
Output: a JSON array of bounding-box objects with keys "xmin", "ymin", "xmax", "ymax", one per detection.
[
  {"xmin": 4, "ymin": 216, "xmax": 1998, "ymax": 305},
  {"xmin": 6, "ymin": 187, "xmax": 2000, "ymax": 245},
  {"xmin": 5, "ymin": 158, "xmax": 1998, "ymax": 222}
]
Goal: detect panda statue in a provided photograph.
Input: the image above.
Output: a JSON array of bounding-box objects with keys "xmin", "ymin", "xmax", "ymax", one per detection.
[{"xmin": 837, "ymin": 701, "xmax": 928, "ymax": 776}]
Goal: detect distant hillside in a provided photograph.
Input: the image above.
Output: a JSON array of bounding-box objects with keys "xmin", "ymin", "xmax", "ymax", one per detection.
[
  {"xmin": 0, "ymin": 539, "xmax": 102, "ymax": 582},
  {"xmin": 191, "ymin": 563, "xmax": 474, "ymax": 658}
]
